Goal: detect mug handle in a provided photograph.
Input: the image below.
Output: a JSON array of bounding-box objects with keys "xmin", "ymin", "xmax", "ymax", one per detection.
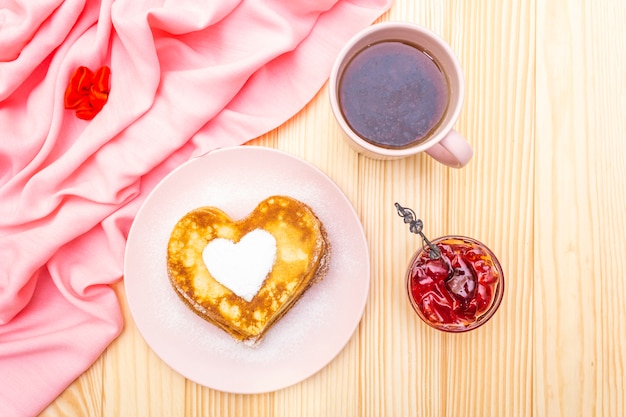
[{"xmin": 425, "ymin": 130, "xmax": 473, "ymax": 168}]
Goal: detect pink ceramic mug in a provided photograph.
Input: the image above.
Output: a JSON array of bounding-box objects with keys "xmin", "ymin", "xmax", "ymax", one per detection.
[{"xmin": 329, "ymin": 22, "xmax": 472, "ymax": 168}]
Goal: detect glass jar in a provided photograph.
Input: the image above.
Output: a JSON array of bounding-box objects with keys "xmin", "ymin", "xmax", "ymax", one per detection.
[{"xmin": 406, "ymin": 235, "xmax": 504, "ymax": 332}]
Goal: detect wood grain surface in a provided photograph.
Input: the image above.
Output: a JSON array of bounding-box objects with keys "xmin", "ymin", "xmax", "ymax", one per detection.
[{"xmin": 40, "ymin": 0, "xmax": 626, "ymax": 416}]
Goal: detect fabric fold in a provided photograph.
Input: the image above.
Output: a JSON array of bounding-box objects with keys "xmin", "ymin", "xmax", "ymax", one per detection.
[{"xmin": 0, "ymin": 0, "xmax": 393, "ymax": 415}]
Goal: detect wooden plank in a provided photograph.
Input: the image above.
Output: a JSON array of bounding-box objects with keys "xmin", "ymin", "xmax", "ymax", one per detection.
[{"xmin": 535, "ymin": 0, "xmax": 626, "ymax": 416}]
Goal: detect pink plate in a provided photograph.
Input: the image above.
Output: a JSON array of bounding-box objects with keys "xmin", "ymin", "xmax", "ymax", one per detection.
[{"xmin": 124, "ymin": 146, "xmax": 369, "ymax": 393}]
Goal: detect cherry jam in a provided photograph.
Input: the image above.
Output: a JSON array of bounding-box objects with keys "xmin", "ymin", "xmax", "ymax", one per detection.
[{"xmin": 406, "ymin": 236, "xmax": 504, "ymax": 332}]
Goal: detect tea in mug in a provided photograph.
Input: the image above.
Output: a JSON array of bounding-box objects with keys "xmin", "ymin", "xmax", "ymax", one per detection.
[{"xmin": 338, "ymin": 41, "xmax": 449, "ymax": 149}]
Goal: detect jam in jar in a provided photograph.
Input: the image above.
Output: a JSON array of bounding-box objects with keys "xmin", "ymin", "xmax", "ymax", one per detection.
[{"xmin": 406, "ymin": 236, "xmax": 504, "ymax": 332}]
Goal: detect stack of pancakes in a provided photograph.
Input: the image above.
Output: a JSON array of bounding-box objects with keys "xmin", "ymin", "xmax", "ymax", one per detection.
[{"xmin": 166, "ymin": 195, "xmax": 330, "ymax": 345}]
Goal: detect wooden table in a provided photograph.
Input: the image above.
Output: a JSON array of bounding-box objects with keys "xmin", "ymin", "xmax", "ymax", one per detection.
[{"xmin": 40, "ymin": 0, "xmax": 626, "ymax": 416}]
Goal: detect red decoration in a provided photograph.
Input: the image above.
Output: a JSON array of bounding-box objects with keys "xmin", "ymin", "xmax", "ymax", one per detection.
[{"xmin": 64, "ymin": 66, "xmax": 111, "ymax": 120}]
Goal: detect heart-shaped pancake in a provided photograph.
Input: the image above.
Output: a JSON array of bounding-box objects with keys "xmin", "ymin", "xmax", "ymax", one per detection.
[{"xmin": 167, "ymin": 195, "xmax": 329, "ymax": 344}]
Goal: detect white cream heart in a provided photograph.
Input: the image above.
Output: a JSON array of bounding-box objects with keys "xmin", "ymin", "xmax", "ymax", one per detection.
[{"xmin": 202, "ymin": 229, "xmax": 277, "ymax": 302}]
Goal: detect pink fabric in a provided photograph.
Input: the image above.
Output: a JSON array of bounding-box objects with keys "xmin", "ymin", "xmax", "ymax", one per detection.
[{"xmin": 0, "ymin": 0, "xmax": 392, "ymax": 415}]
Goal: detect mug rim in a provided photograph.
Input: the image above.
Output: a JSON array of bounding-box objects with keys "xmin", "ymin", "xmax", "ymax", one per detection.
[{"xmin": 329, "ymin": 22, "xmax": 465, "ymax": 158}]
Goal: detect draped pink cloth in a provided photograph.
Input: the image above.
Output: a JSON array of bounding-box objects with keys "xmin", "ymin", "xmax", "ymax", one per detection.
[{"xmin": 0, "ymin": 0, "xmax": 392, "ymax": 415}]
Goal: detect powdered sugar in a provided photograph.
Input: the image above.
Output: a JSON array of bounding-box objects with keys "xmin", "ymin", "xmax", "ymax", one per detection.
[{"xmin": 202, "ymin": 229, "xmax": 276, "ymax": 302}]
